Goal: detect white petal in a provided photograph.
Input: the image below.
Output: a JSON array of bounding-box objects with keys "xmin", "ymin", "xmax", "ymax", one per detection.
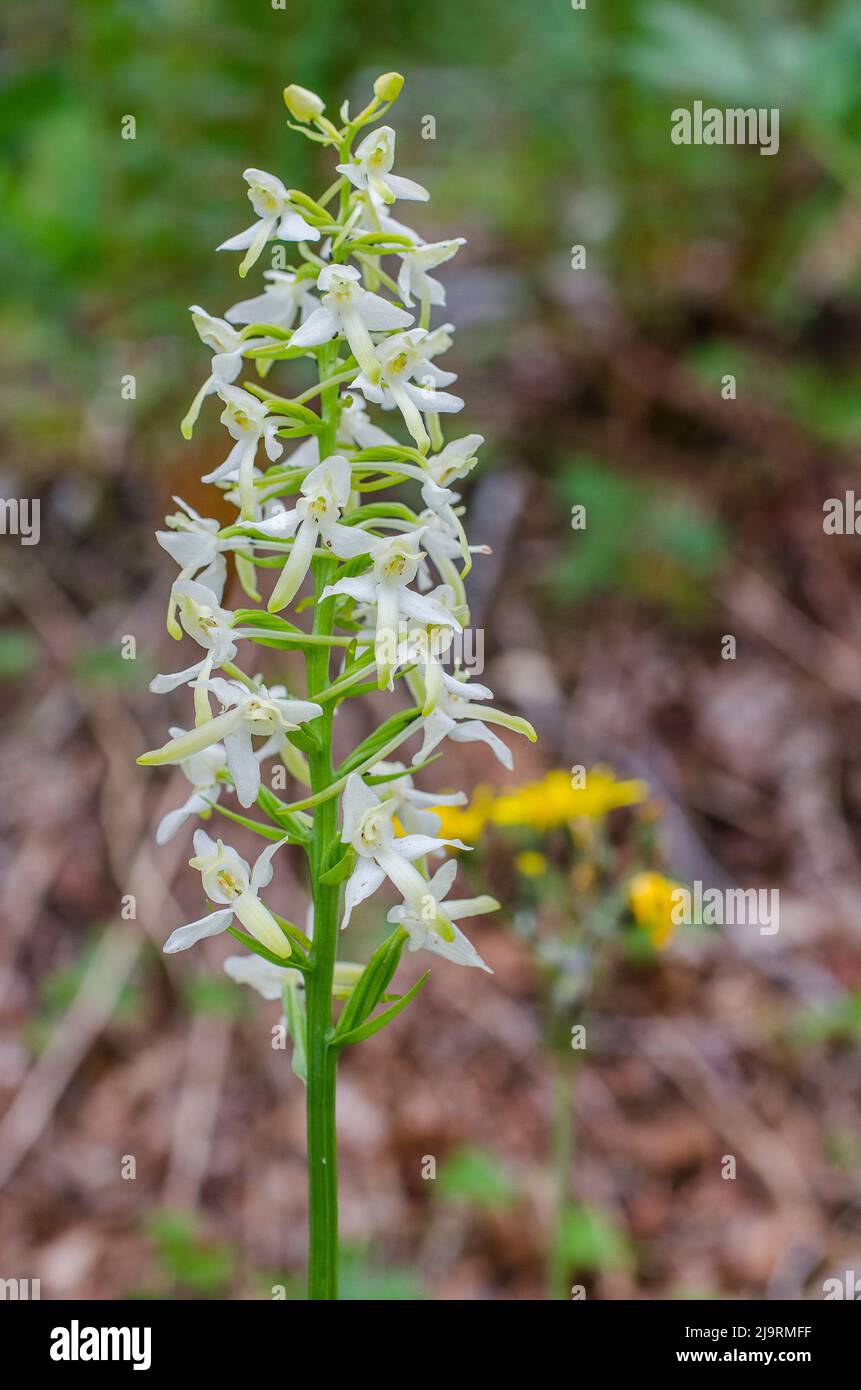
[
  {"xmin": 360, "ymin": 293, "xmax": 414, "ymax": 332},
  {"xmin": 341, "ymin": 772, "xmax": 381, "ymax": 842},
  {"xmin": 250, "ymin": 833, "xmax": 292, "ymax": 894},
  {"xmin": 163, "ymin": 908, "xmax": 234, "ymax": 954},
  {"xmin": 225, "ymin": 726, "xmax": 261, "ymax": 807},
  {"xmin": 385, "ymin": 174, "xmax": 430, "ymax": 202},
  {"xmin": 289, "ymin": 305, "xmax": 340, "ymax": 348},
  {"xmin": 341, "ymin": 859, "xmax": 386, "ymax": 929},
  {"xmin": 449, "ymin": 719, "xmax": 513, "ymax": 769}
]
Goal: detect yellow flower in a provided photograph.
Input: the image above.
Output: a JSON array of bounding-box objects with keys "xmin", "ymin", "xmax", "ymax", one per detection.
[
  {"xmin": 490, "ymin": 766, "xmax": 648, "ymax": 832},
  {"xmin": 515, "ymin": 850, "xmax": 548, "ymax": 878},
  {"xmin": 627, "ymin": 871, "xmax": 682, "ymax": 950},
  {"xmin": 431, "ymin": 785, "xmax": 495, "ymax": 842}
]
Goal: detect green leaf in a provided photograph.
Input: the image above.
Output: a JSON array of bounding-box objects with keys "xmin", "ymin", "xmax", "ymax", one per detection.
[
  {"xmin": 337, "ymin": 707, "xmax": 421, "ymax": 777},
  {"xmin": 333, "ymin": 927, "xmax": 408, "ymax": 1039},
  {"xmin": 333, "ymin": 968, "xmax": 428, "ymax": 1047},
  {"xmin": 207, "ymin": 802, "xmax": 287, "ymax": 842},
  {"xmin": 256, "ymin": 787, "xmax": 312, "ymax": 842},
  {"xmin": 227, "ymin": 925, "xmax": 303, "ymax": 970}
]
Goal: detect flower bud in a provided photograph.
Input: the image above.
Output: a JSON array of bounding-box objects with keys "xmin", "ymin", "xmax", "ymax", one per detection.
[
  {"xmin": 373, "ymin": 72, "xmax": 404, "ymax": 103},
  {"xmin": 283, "ymin": 84, "xmax": 325, "ymax": 123}
]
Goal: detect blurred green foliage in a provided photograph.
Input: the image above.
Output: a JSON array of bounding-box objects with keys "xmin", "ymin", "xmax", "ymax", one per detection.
[
  {"xmin": 143, "ymin": 1209, "xmax": 235, "ymax": 1297},
  {"xmin": 7, "ymin": 0, "xmax": 860, "ymax": 484},
  {"xmin": 555, "ymin": 1200, "xmax": 633, "ymax": 1275},
  {"xmin": 435, "ymin": 1144, "xmax": 518, "ymax": 1212},
  {"xmin": 554, "ymin": 457, "xmax": 729, "ymax": 618}
]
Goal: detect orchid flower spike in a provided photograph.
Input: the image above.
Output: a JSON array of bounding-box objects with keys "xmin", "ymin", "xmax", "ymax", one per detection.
[
  {"xmin": 338, "ymin": 773, "xmax": 468, "ymax": 936},
  {"xmin": 218, "ymin": 168, "xmax": 320, "ymax": 277},
  {"xmin": 336, "ymin": 126, "xmax": 429, "ymax": 206},
  {"xmin": 163, "ymin": 830, "xmax": 291, "ymax": 957},
  {"xmin": 290, "ymin": 264, "xmax": 412, "ymax": 384}
]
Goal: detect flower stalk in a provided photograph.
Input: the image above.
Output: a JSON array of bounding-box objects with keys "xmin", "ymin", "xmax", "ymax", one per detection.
[{"xmin": 138, "ymin": 73, "xmax": 536, "ymax": 1301}]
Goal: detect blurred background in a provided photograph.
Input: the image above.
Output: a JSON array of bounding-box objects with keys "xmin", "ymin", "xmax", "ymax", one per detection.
[{"xmin": 2, "ymin": 0, "xmax": 861, "ymax": 1300}]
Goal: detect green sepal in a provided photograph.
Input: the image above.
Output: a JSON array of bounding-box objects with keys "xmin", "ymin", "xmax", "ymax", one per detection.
[{"xmin": 333, "ymin": 969, "xmax": 430, "ymax": 1048}]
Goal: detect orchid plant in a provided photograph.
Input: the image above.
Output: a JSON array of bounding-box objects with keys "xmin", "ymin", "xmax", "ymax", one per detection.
[{"xmin": 138, "ymin": 73, "xmax": 536, "ymax": 1300}]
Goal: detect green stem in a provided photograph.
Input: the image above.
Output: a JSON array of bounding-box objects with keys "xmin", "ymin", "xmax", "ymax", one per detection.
[{"xmin": 305, "ymin": 341, "xmax": 342, "ymax": 1300}]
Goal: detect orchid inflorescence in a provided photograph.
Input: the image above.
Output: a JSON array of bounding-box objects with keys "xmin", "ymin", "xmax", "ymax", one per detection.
[{"xmin": 137, "ymin": 71, "xmax": 535, "ymax": 1298}]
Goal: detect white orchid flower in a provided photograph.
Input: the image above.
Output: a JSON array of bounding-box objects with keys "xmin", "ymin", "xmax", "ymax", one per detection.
[
  {"xmin": 180, "ymin": 306, "xmax": 270, "ymax": 439},
  {"xmin": 155, "ymin": 732, "xmax": 227, "ymax": 845},
  {"xmin": 411, "ymin": 670, "xmax": 537, "ymax": 771},
  {"xmin": 387, "ymin": 858, "xmax": 497, "ymax": 972},
  {"xmin": 338, "ymin": 773, "xmax": 467, "ymax": 935},
  {"xmin": 423, "ymin": 433, "xmax": 484, "ymax": 498},
  {"xmin": 139, "ymin": 677, "xmax": 322, "ymax": 808},
  {"xmin": 336, "ymin": 126, "xmax": 428, "ymax": 206},
  {"xmin": 247, "ymin": 454, "xmax": 374, "ymax": 612},
  {"xmin": 202, "ymin": 385, "xmax": 285, "ymax": 520},
  {"xmin": 218, "ymin": 168, "xmax": 320, "ymax": 278},
  {"xmin": 156, "ymin": 497, "xmax": 252, "ymax": 636},
  {"xmin": 351, "ymin": 329, "xmax": 463, "ymax": 453},
  {"xmin": 163, "ymin": 830, "xmax": 291, "ymax": 957},
  {"xmin": 224, "ymin": 954, "xmax": 363, "ymax": 1001},
  {"xmin": 387, "ymin": 583, "xmax": 465, "ymax": 713},
  {"xmin": 321, "ymin": 528, "xmax": 460, "ymax": 688},
  {"xmin": 149, "ymin": 580, "xmax": 239, "ymax": 696},
  {"xmin": 225, "ymin": 269, "xmax": 319, "ymax": 332},
  {"xmin": 371, "ymin": 760, "xmax": 466, "ymax": 837},
  {"xmin": 289, "ymin": 264, "xmax": 412, "ymax": 384},
  {"xmin": 397, "ymin": 238, "xmax": 465, "ymax": 310},
  {"xmin": 337, "ymin": 391, "xmax": 399, "ymax": 450}
]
